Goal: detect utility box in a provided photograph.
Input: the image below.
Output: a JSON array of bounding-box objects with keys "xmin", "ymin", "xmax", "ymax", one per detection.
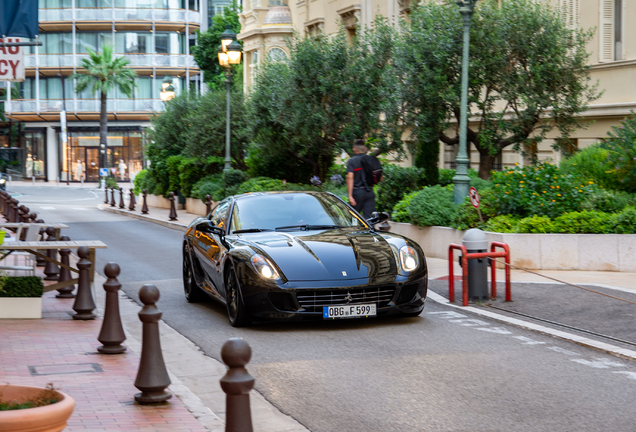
[{"xmin": 462, "ymin": 228, "xmax": 489, "ymax": 301}]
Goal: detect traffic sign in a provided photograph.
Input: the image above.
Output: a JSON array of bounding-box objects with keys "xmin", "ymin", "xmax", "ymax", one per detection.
[
  {"xmin": 469, "ymin": 187, "xmax": 480, "ymax": 209},
  {"xmin": 99, "ymin": 168, "xmax": 109, "ymax": 177}
]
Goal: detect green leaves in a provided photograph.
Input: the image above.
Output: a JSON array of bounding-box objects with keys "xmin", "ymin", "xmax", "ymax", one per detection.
[
  {"xmin": 73, "ymin": 44, "xmax": 137, "ymax": 97},
  {"xmin": 601, "ymin": 115, "xmax": 636, "ymax": 193}
]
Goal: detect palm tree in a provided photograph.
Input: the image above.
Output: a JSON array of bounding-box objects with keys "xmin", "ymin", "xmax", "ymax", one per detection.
[{"xmin": 73, "ymin": 44, "xmax": 136, "ymax": 172}]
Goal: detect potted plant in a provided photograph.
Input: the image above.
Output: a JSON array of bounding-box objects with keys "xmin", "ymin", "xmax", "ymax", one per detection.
[
  {"xmin": 0, "ymin": 276, "xmax": 44, "ymax": 319},
  {"xmin": 0, "ymin": 384, "xmax": 75, "ymax": 432}
]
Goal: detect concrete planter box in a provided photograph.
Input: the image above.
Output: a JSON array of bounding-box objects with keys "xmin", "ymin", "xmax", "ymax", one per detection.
[
  {"xmin": 185, "ymin": 197, "xmax": 217, "ymax": 216},
  {"xmin": 146, "ymin": 194, "xmax": 184, "ymax": 210},
  {"xmin": 389, "ymin": 222, "xmax": 636, "ymax": 272},
  {"xmin": 0, "ymin": 298, "xmax": 42, "ymax": 319}
]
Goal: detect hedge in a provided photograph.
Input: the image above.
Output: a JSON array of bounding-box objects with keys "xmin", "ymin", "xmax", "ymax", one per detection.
[{"xmin": 0, "ymin": 276, "xmax": 44, "ymax": 298}]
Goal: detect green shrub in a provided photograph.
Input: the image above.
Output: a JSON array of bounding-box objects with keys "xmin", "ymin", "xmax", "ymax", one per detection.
[
  {"xmin": 376, "ymin": 164, "xmax": 424, "ymax": 213},
  {"xmin": 179, "ymin": 156, "xmax": 224, "ymax": 198},
  {"xmin": 560, "ymin": 144, "xmax": 620, "ymax": 191},
  {"xmin": 191, "ymin": 175, "xmax": 224, "ymax": 202},
  {"xmin": 166, "ymin": 155, "xmax": 183, "ymax": 197},
  {"xmin": 133, "ymin": 169, "xmax": 148, "ymax": 195},
  {"xmin": 409, "ymin": 186, "xmax": 457, "ymax": 227},
  {"xmin": 484, "ymin": 215, "xmax": 520, "ymax": 233},
  {"xmin": 222, "ymin": 168, "xmax": 249, "ymax": 189},
  {"xmin": 515, "ymin": 215, "xmax": 556, "ymax": 233},
  {"xmin": 492, "ymin": 162, "xmax": 596, "ymax": 219},
  {"xmin": 611, "ymin": 206, "xmax": 636, "ymax": 234},
  {"xmin": 236, "ymin": 177, "xmax": 312, "ymax": 194},
  {"xmin": 551, "ymin": 210, "xmax": 613, "ymax": 234},
  {"xmin": 0, "ymin": 276, "xmax": 44, "ymax": 298},
  {"xmin": 601, "ymin": 115, "xmax": 636, "ymax": 193},
  {"xmin": 451, "ymin": 188, "xmax": 500, "ymax": 230},
  {"xmin": 438, "ymin": 168, "xmax": 478, "ymax": 186},
  {"xmin": 104, "ymin": 177, "xmax": 118, "ymax": 189},
  {"xmin": 391, "ymin": 191, "xmax": 419, "ymax": 223},
  {"xmin": 470, "ymin": 176, "xmax": 492, "ymax": 190},
  {"xmin": 580, "ymin": 189, "xmax": 635, "ymax": 213}
]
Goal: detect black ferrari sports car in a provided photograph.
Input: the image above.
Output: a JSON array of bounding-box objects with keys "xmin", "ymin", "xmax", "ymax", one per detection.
[{"xmin": 182, "ymin": 191, "xmax": 428, "ymax": 326}]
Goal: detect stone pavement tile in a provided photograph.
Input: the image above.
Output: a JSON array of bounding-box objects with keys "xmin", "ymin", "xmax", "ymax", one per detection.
[{"xmin": 0, "ymin": 290, "xmax": 207, "ymax": 432}]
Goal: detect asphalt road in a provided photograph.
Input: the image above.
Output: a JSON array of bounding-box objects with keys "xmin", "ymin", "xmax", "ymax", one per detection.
[{"xmin": 12, "ymin": 185, "xmax": 636, "ymax": 432}]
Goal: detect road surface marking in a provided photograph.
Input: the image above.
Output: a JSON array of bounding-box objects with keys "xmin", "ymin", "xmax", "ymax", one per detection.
[
  {"xmin": 476, "ymin": 326, "xmax": 513, "ymax": 335},
  {"xmin": 449, "ymin": 318, "xmax": 489, "ymax": 327},
  {"xmin": 570, "ymin": 358, "xmax": 626, "ymax": 369},
  {"xmin": 547, "ymin": 347, "xmax": 579, "ymax": 356},
  {"xmin": 40, "ymin": 206, "xmax": 55, "ymax": 210},
  {"xmin": 427, "ymin": 311, "xmax": 467, "ymax": 319},
  {"xmin": 72, "ymin": 208, "xmax": 87, "ymax": 210},
  {"xmin": 613, "ymin": 371, "xmax": 636, "ymax": 380},
  {"xmin": 513, "ymin": 336, "xmax": 546, "ymax": 345}
]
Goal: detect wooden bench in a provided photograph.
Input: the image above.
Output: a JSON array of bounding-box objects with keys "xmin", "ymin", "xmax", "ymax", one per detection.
[{"xmin": 0, "ymin": 241, "xmax": 107, "ymax": 292}]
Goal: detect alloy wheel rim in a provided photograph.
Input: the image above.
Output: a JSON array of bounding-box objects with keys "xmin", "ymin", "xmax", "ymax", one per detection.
[
  {"xmin": 183, "ymin": 252, "xmax": 192, "ymax": 295},
  {"xmin": 228, "ymin": 271, "xmax": 238, "ymax": 319}
]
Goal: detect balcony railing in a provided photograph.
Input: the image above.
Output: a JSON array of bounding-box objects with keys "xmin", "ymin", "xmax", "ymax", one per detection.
[
  {"xmin": 39, "ymin": 8, "xmax": 200, "ymax": 24},
  {"xmin": 24, "ymin": 54, "xmax": 197, "ymax": 68},
  {"xmin": 6, "ymin": 99, "xmax": 167, "ymax": 114}
]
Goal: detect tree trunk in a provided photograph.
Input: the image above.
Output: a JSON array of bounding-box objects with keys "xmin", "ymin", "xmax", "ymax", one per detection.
[
  {"xmin": 100, "ymin": 90, "xmax": 108, "ymax": 169},
  {"xmin": 477, "ymin": 149, "xmax": 496, "ymax": 180}
]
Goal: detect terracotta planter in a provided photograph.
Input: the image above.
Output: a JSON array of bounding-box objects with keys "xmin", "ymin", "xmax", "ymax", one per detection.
[{"xmin": 0, "ymin": 385, "xmax": 75, "ymax": 432}]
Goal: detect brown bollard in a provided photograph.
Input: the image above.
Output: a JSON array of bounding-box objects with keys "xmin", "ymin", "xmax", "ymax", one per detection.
[
  {"xmin": 21, "ymin": 206, "xmax": 30, "ymax": 223},
  {"xmin": 205, "ymin": 194, "xmax": 212, "ymax": 215},
  {"xmin": 129, "ymin": 189, "xmax": 136, "ymax": 211},
  {"xmin": 10, "ymin": 198, "xmax": 18, "ymax": 222},
  {"xmin": 43, "ymin": 227, "xmax": 60, "ymax": 281},
  {"xmin": 220, "ymin": 338, "xmax": 255, "ymax": 432},
  {"xmin": 168, "ymin": 191, "xmax": 177, "ymax": 221},
  {"xmin": 119, "ymin": 187, "xmax": 125, "ymax": 209},
  {"xmin": 104, "ymin": 186, "xmax": 109, "ymax": 204},
  {"xmin": 141, "ymin": 189, "xmax": 149, "ymax": 214},
  {"xmin": 97, "ymin": 263, "xmax": 126, "ymax": 354},
  {"xmin": 29, "ymin": 212, "xmax": 37, "ymax": 223},
  {"xmin": 36, "ymin": 221, "xmax": 46, "ymax": 267},
  {"xmin": 134, "ymin": 284, "xmax": 172, "ymax": 404},
  {"xmin": 55, "ymin": 235, "xmax": 75, "ymax": 299},
  {"xmin": 72, "ymin": 246, "xmax": 96, "ymax": 320},
  {"xmin": 3, "ymin": 194, "xmax": 10, "ymax": 218},
  {"xmin": 110, "ymin": 186, "xmax": 116, "ymax": 207}
]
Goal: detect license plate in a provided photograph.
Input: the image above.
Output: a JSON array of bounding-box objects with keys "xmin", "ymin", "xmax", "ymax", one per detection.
[{"xmin": 323, "ymin": 304, "xmax": 377, "ymax": 319}]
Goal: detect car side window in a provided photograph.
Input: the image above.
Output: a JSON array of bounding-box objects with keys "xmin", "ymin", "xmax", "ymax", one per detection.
[{"xmin": 210, "ymin": 200, "xmax": 231, "ymax": 229}]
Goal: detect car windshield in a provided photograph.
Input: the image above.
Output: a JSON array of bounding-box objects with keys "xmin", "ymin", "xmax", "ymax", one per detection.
[{"xmin": 230, "ymin": 193, "xmax": 368, "ymax": 233}]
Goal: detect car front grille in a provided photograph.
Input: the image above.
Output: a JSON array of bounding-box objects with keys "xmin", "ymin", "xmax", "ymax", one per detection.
[
  {"xmin": 296, "ymin": 287, "xmax": 395, "ymax": 313},
  {"xmin": 268, "ymin": 292, "xmax": 297, "ymax": 312}
]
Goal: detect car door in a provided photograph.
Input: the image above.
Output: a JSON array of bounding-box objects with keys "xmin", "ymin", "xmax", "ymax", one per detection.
[{"xmin": 192, "ymin": 199, "xmax": 231, "ymax": 296}]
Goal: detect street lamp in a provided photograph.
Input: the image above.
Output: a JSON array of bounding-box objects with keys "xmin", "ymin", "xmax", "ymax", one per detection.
[
  {"xmin": 452, "ymin": 0, "xmax": 478, "ymax": 205},
  {"xmin": 160, "ymin": 75, "xmax": 176, "ymax": 102},
  {"xmin": 217, "ymin": 25, "xmax": 242, "ymax": 171}
]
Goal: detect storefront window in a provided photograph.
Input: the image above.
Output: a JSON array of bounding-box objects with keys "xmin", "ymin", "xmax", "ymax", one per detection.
[
  {"xmin": 23, "ymin": 130, "xmax": 47, "ymax": 179},
  {"xmin": 62, "ymin": 129, "xmax": 143, "ymax": 182}
]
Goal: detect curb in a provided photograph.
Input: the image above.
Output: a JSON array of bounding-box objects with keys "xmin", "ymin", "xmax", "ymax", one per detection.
[{"xmin": 100, "ymin": 204, "xmax": 189, "ymax": 232}]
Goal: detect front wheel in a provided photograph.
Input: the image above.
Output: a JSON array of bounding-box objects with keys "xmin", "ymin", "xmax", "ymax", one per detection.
[
  {"xmin": 183, "ymin": 245, "xmax": 206, "ymax": 303},
  {"xmin": 226, "ymin": 267, "xmax": 250, "ymax": 327}
]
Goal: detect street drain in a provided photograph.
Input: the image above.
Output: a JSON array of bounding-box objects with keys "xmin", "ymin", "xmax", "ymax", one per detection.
[{"xmin": 28, "ymin": 363, "xmax": 104, "ymax": 376}]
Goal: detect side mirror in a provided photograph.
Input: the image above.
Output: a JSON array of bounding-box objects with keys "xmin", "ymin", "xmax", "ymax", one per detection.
[
  {"xmin": 366, "ymin": 211, "xmax": 390, "ymax": 225},
  {"xmin": 196, "ymin": 220, "xmax": 225, "ymax": 236}
]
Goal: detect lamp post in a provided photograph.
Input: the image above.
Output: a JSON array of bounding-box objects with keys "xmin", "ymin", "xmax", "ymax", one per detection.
[
  {"xmin": 217, "ymin": 25, "xmax": 242, "ymax": 171},
  {"xmin": 160, "ymin": 75, "xmax": 176, "ymax": 102},
  {"xmin": 452, "ymin": 0, "xmax": 478, "ymax": 205}
]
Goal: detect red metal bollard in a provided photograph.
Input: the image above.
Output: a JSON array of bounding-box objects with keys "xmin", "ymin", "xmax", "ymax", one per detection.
[{"xmin": 490, "ymin": 242, "xmax": 511, "ymax": 302}]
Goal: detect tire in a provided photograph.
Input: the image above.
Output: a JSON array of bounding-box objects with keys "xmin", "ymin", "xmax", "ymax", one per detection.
[
  {"xmin": 183, "ymin": 245, "xmax": 206, "ymax": 303},
  {"xmin": 226, "ymin": 266, "xmax": 250, "ymax": 327}
]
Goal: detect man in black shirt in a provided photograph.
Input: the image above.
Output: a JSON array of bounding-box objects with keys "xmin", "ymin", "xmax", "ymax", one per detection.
[{"xmin": 346, "ymin": 140, "xmax": 376, "ymax": 219}]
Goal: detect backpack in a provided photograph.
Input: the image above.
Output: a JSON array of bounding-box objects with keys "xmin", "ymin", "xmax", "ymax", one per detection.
[{"xmin": 361, "ymin": 155, "xmax": 383, "ymax": 187}]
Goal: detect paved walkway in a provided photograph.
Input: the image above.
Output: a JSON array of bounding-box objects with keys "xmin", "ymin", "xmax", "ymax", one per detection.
[{"xmin": 0, "ymin": 260, "xmax": 209, "ymax": 431}]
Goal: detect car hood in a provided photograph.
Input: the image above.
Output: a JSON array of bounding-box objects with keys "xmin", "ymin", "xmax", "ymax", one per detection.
[{"xmin": 245, "ymin": 229, "xmax": 399, "ymax": 282}]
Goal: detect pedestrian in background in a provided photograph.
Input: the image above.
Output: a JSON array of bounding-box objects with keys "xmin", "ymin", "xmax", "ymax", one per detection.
[{"xmin": 346, "ymin": 139, "xmax": 383, "ymax": 219}]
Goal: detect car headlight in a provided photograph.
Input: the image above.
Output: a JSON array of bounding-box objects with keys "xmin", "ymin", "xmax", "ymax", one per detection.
[
  {"xmin": 0, "ymin": 179, "xmax": 5, "ymax": 184},
  {"xmin": 399, "ymin": 246, "xmax": 419, "ymax": 272},
  {"xmin": 250, "ymin": 254, "xmax": 279, "ymax": 279}
]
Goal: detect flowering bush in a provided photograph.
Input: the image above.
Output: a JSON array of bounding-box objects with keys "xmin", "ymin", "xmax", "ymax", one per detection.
[
  {"xmin": 491, "ymin": 162, "xmax": 596, "ymax": 219},
  {"xmin": 310, "ymin": 175, "xmax": 322, "ymax": 187},
  {"xmin": 330, "ymin": 174, "xmax": 344, "ymax": 185}
]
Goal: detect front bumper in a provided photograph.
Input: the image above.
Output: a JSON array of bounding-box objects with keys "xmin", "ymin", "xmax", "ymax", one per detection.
[{"xmin": 239, "ymin": 276, "xmax": 428, "ymax": 322}]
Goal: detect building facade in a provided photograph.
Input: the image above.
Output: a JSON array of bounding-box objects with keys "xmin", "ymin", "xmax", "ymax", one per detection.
[
  {"xmin": 238, "ymin": 0, "xmax": 635, "ymax": 171},
  {"xmin": 1, "ymin": 0, "xmax": 202, "ymax": 182}
]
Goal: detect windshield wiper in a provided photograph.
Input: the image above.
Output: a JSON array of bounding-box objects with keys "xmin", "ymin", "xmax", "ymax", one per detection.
[
  {"xmin": 274, "ymin": 224, "xmax": 345, "ymax": 231},
  {"xmin": 232, "ymin": 228, "xmax": 273, "ymax": 234}
]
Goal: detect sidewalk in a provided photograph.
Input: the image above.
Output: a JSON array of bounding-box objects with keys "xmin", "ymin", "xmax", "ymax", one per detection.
[{"xmin": 0, "ymin": 266, "xmax": 209, "ymax": 431}]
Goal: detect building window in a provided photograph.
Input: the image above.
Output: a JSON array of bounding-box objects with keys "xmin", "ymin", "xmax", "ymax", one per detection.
[
  {"xmin": 209, "ymin": 0, "xmax": 230, "ymax": 19},
  {"xmin": 76, "ymin": 32, "xmax": 113, "ymax": 54},
  {"xmin": 559, "ymin": 0, "xmax": 579, "ymax": 29},
  {"xmin": 267, "ymin": 47, "xmax": 287, "ymax": 62},
  {"xmin": 599, "ymin": 0, "xmax": 623, "ymax": 62},
  {"xmin": 268, "ymin": 0, "xmax": 284, "ymax": 5}
]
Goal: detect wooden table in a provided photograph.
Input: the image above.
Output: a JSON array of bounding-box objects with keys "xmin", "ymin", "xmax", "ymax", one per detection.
[
  {"xmin": 0, "ymin": 223, "xmax": 69, "ymax": 239},
  {"xmin": 0, "ymin": 240, "xmax": 107, "ymax": 292}
]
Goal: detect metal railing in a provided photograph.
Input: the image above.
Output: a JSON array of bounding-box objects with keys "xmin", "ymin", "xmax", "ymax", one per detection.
[
  {"xmin": 24, "ymin": 54, "xmax": 196, "ymax": 68},
  {"xmin": 7, "ymin": 99, "xmax": 165, "ymax": 114},
  {"xmin": 39, "ymin": 8, "xmax": 200, "ymax": 24}
]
